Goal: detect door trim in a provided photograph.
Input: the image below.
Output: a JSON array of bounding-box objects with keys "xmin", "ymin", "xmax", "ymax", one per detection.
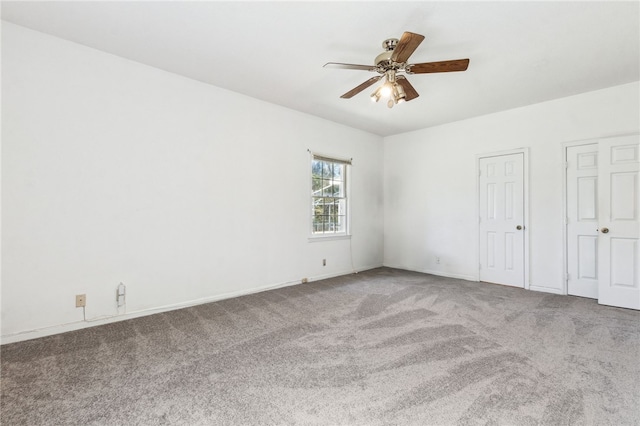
[{"xmin": 476, "ymin": 148, "xmax": 530, "ymax": 289}]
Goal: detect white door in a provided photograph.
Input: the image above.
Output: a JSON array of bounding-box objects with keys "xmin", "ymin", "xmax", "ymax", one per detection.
[
  {"xmin": 479, "ymin": 153, "xmax": 525, "ymax": 287},
  {"xmin": 566, "ymin": 144, "xmax": 599, "ymax": 298},
  {"xmin": 597, "ymin": 135, "xmax": 639, "ymax": 309}
]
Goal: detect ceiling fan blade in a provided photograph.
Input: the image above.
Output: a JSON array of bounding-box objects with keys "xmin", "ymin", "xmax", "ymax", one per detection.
[
  {"xmin": 324, "ymin": 62, "xmax": 377, "ymax": 72},
  {"xmin": 390, "ymin": 32, "xmax": 425, "ymax": 63},
  {"xmin": 340, "ymin": 76, "xmax": 383, "ymax": 99},
  {"xmin": 396, "ymin": 76, "xmax": 419, "ymax": 101},
  {"xmin": 408, "ymin": 59, "xmax": 470, "ymax": 74}
]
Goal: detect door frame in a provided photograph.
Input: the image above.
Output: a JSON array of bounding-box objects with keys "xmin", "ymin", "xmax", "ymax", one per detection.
[
  {"xmin": 562, "ymin": 134, "xmax": 640, "ymax": 298},
  {"xmin": 476, "ymin": 148, "xmax": 530, "ymax": 289}
]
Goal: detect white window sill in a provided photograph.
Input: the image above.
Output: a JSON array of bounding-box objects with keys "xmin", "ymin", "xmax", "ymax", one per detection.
[{"xmin": 308, "ymin": 234, "xmax": 351, "ymax": 242}]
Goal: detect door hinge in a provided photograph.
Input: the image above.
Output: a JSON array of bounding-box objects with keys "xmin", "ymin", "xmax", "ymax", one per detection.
[
  {"xmin": 565, "ymin": 273, "xmax": 570, "ymax": 281},
  {"xmin": 564, "ymin": 217, "xmax": 569, "ymax": 225},
  {"xmin": 564, "ymin": 161, "xmax": 569, "ymax": 169}
]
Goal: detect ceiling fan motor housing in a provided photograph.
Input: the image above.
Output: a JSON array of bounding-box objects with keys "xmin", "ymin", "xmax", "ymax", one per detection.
[
  {"xmin": 374, "ymin": 51, "xmax": 393, "ymax": 67},
  {"xmin": 375, "ymin": 38, "xmax": 400, "ymax": 68}
]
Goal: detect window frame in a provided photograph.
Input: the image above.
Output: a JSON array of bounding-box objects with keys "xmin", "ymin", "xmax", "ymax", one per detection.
[{"xmin": 309, "ymin": 153, "xmax": 351, "ymax": 240}]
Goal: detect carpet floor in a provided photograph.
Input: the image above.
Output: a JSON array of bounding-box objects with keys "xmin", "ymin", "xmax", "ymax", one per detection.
[{"xmin": 1, "ymin": 268, "xmax": 639, "ymax": 425}]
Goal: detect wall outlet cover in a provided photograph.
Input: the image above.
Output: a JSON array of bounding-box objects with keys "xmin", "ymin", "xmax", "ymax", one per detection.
[{"xmin": 75, "ymin": 294, "xmax": 86, "ymax": 307}]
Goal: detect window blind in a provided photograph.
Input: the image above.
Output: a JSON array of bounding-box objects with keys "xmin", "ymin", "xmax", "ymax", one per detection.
[{"xmin": 309, "ymin": 150, "xmax": 352, "ymax": 165}]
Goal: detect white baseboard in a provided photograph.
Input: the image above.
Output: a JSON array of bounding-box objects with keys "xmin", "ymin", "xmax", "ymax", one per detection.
[
  {"xmin": 529, "ymin": 285, "xmax": 565, "ymax": 295},
  {"xmin": 383, "ymin": 263, "xmax": 478, "ymax": 282},
  {"xmin": 1, "ymin": 264, "xmax": 383, "ymax": 345},
  {"xmin": 308, "ymin": 264, "xmax": 382, "ymax": 282}
]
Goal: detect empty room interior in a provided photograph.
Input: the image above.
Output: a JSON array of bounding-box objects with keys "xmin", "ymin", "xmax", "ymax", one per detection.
[{"xmin": 1, "ymin": 1, "xmax": 639, "ymax": 425}]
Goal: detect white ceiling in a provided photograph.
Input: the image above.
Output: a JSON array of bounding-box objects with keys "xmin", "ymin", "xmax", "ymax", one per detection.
[{"xmin": 2, "ymin": 1, "xmax": 639, "ymax": 136}]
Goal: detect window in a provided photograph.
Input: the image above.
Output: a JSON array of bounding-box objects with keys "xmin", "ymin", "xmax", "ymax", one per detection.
[{"xmin": 311, "ymin": 154, "xmax": 350, "ymax": 236}]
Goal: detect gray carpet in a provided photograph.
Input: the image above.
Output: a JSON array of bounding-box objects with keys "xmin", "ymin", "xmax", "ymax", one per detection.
[{"xmin": 2, "ymin": 268, "xmax": 639, "ymax": 425}]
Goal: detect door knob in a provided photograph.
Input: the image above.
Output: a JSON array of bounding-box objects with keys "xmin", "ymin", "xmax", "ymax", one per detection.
[
  {"xmin": 516, "ymin": 225, "xmax": 523, "ymax": 230},
  {"xmin": 600, "ymin": 227, "xmax": 609, "ymax": 234}
]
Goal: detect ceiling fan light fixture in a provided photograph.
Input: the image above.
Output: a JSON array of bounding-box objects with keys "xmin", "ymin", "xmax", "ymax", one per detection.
[
  {"xmin": 368, "ymin": 70, "xmax": 409, "ymax": 107},
  {"xmin": 370, "ymin": 71, "xmax": 397, "ymax": 105},
  {"xmin": 388, "ymin": 86, "xmax": 405, "ymax": 108},
  {"xmin": 394, "ymin": 83, "xmax": 406, "ymax": 103},
  {"xmin": 380, "ymin": 82, "xmax": 393, "ymax": 97}
]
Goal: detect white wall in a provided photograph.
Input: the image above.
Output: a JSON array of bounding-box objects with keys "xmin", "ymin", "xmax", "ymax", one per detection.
[
  {"xmin": 1, "ymin": 23, "xmax": 384, "ymax": 341},
  {"xmin": 4, "ymin": 21, "xmax": 638, "ymax": 344},
  {"xmin": 383, "ymin": 81, "xmax": 639, "ymax": 293}
]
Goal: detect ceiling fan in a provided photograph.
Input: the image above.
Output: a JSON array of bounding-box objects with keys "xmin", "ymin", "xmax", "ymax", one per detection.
[{"xmin": 324, "ymin": 31, "xmax": 470, "ymax": 108}]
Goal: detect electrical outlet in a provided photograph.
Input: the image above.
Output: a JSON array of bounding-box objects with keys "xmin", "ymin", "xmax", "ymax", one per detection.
[
  {"xmin": 116, "ymin": 283, "xmax": 126, "ymax": 307},
  {"xmin": 75, "ymin": 294, "xmax": 86, "ymax": 307},
  {"xmin": 323, "ymin": 259, "xmax": 327, "ymax": 266},
  {"xmin": 436, "ymin": 256, "xmax": 441, "ymax": 264}
]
